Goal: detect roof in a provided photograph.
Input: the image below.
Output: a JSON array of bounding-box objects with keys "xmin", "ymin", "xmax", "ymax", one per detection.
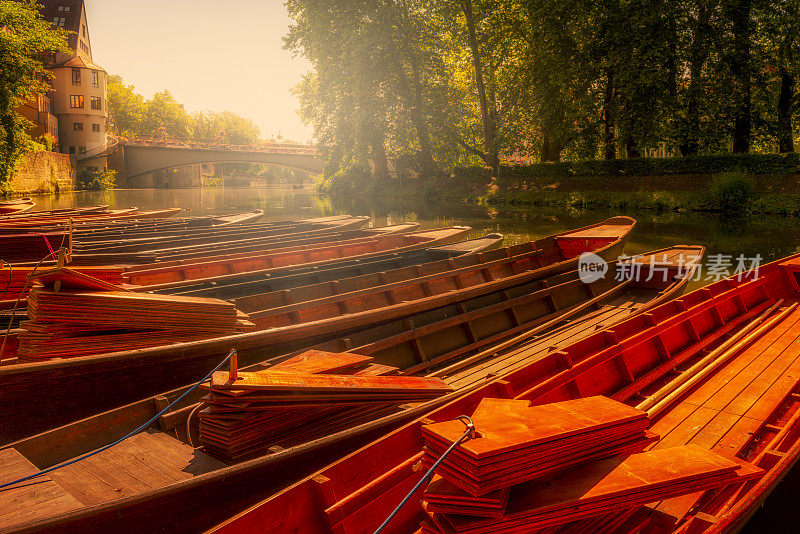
[
  {"xmin": 49, "ymin": 55, "xmax": 105, "ymax": 71},
  {"xmin": 38, "ymin": 0, "xmax": 84, "ymax": 54}
]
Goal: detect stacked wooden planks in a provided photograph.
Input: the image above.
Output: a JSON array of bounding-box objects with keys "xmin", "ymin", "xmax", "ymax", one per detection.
[
  {"xmin": 199, "ymin": 350, "xmax": 451, "ymax": 461},
  {"xmin": 421, "ymin": 397, "xmax": 655, "ymax": 497},
  {"xmin": 0, "ymin": 265, "xmax": 124, "ymax": 306},
  {"xmin": 418, "ymin": 398, "xmax": 762, "ymax": 533},
  {"xmin": 17, "ymin": 274, "xmax": 250, "ymax": 361}
]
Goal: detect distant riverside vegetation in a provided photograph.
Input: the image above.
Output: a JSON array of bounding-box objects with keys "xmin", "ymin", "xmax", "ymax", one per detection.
[{"xmin": 284, "ymin": 0, "xmax": 799, "ymax": 187}]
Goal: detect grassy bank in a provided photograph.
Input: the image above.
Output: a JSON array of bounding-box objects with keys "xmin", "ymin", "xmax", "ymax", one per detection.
[{"xmin": 320, "ymin": 153, "xmax": 800, "ymax": 216}]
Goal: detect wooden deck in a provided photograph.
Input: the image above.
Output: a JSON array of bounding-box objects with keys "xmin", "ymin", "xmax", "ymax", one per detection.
[
  {"xmin": 0, "ymin": 448, "xmax": 81, "ymax": 530},
  {"xmin": 645, "ymin": 303, "xmax": 800, "ymax": 526},
  {"xmin": 442, "ymin": 291, "xmax": 655, "ymax": 390},
  {"xmin": 0, "ymin": 430, "xmax": 224, "ymax": 530}
]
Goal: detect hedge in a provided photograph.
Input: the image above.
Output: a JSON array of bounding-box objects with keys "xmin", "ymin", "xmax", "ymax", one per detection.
[{"xmin": 453, "ymin": 153, "xmax": 800, "ymax": 182}]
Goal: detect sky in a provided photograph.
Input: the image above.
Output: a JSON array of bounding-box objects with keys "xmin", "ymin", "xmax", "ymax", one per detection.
[{"xmin": 84, "ymin": 0, "xmax": 314, "ymax": 142}]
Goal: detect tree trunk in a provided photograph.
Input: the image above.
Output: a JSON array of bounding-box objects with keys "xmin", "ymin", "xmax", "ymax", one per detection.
[
  {"xmin": 729, "ymin": 0, "xmax": 751, "ymax": 153},
  {"xmin": 371, "ymin": 129, "xmax": 391, "ymax": 180},
  {"xmin": 625, "ymin": 137, "xmax": 641, "ymax": 158},
  {"xmin": 778, "ymin": 66, "xmax": 795, "ymax": 153},
  {"xmin": 680, "ymin": 4, "xmax": 711, "ymax": 156},
  {"xmin": 461, "ymin": 0, "xmax": 499, "ymax": 175},
  {"xmin": 381, "ymin": 0, "xmax": 437, "ymax": 176},
  {"xmin": 406, "ymin": 73, "xmax": 437, "ymax": 175},
  {"xmin": 540, "ymin": 128, "xmax": 563, "ymax": 162},
  {"xmin": 603, "ymin": 70, "xmax": 616, "ymax": 160}
]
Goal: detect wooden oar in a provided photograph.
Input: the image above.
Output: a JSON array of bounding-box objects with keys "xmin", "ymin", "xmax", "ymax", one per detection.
[
  {"xmin": 644, "ymin": 301, "xmax": 797, "ymax": 419},
  {"xmin": 636, "ymin": 298, "xmax": 785, "ymax": 413},
  {"xmin": 429, "ymin": 280, "xmax": 633, "ymax": 378}
]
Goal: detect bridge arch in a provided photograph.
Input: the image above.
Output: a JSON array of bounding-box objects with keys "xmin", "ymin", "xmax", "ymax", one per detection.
[{"xmin": 110, "ymin": 144, "xmax": 324, "ymax": 186}]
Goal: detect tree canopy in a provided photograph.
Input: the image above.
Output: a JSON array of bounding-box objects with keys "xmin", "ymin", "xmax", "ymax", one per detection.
[
  {"xmin": 0, "ymin": 0, "xmax": 68, "ymax": 186},
  {"xmin": 106, "ymin": 76, "xmax": 260, "ymax": 145},
  {"xmin": 285, "ymin": 0, "xmax": 800, "ymax": 180}
]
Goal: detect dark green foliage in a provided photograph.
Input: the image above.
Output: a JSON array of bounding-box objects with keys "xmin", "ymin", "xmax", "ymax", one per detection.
[
  {"xmin": 286, "ymin": 0, "xmax": 800, "ymax": 188},
  {"xmin": 76, "ymin": 168, "xmax": 117, "ymax": 191},
  {"xmin": 452, "ymin": 153, "xmax": 800, "ymax": 182},
  {"xmin": 709, "ymin": 172, "xmax": 755, "ymax": 213},
  {"xmin": 0, "ymin": 0, "xmax": 69, "ymax": 186}
]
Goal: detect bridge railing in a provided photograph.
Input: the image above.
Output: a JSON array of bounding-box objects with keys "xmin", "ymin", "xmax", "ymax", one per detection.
[{"xmin": 120, "ymin": 135, "xmax": 317, "ymax": 155}]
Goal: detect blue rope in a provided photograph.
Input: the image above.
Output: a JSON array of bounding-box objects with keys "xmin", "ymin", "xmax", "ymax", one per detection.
[
  {"xmin": 0, "ymin": 348, "xmax": 236, "ymax": 491},
  {"xmin": 373, "ymin": 415, "xmax": 475, "ymax": 534}
]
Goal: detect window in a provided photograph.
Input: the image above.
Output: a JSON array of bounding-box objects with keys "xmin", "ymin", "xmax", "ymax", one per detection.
[
  {"xmin": 73, "ymin": 122, "xmax": 83, "ymax": 131},
  {"xmin": 79, "ymin": 146, "xmax": 86, "ymax": 155},
  {"xmin": 92, "ymin": 123, "xmax": 100, "ymax": 132},
  {"xmin": 90, "ymin": 97, "xmax": 102, "ymax": 110},
  {"xmin": 70, "ymin": 95, "xmax": 84, "ymax": 108},
  {"xmin": 82, "ymin": 26, "xmax": 87, "ymax": 37},
  {"xmin": 80, "ymin": 41, "xmax": 90, "ymax": 55},
  {"xmin": 69, "ymin": 146, "xmax": 75, "ymax": 154},
  {"xmin": 58, "ymin": 6, "xmax": 71, "ymax": 11},
  {"xmin": 71, "ymin": 68, "xmax": 81, "ymax": 86},
  {"xmin": 52, "ymin": 17, "xmax": 66, "ymax": 27},
  {"xmin": 91, "ymin": 70, "xmax": 99, "ymax": 87}
]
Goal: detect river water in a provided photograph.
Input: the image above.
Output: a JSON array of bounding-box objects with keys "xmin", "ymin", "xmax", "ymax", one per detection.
[{"xmin": 25, "ymin": 186, "xmax": 800, "ymax": 531}]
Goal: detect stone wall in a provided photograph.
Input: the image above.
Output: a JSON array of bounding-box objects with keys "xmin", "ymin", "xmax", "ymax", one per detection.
[{"xmin": 9, "ymin": 151, "xmax": 74, "ymax": 194}]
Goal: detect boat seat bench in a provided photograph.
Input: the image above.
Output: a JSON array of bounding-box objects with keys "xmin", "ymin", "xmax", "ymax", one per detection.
[{"xmin": 0, "ymin": 429, "xmax": 225, "ymax": 527}]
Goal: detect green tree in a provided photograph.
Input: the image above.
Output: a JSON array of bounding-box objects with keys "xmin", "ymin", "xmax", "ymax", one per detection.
[
  {"xmin": 140, "ymin": 90, "xmax": 192, "ymax": 139},
  {"xmin": 106, "ymin": 75, "xmax": 145, "ymax": 137},
  {"xmin": 193, "ymin": 111, "xmax": 259, "ymax": 145},
  {"xmin": 0, "ymin": 0, "xmax": 69, "ymax": 186}
]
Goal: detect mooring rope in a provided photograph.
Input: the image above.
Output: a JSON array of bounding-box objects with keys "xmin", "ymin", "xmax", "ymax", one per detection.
[
  {"xmin": 373, "ymin": 415, "xmax": 476, "ymax": 534},
  {"xmin": 0, "ymin": 349, "xmax": 236, "ymax": 491}
]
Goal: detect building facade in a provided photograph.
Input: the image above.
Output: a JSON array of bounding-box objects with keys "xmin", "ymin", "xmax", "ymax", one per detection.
[{"xmin": 39, "ymin": 0, "xmax": 109, "ymax": 171}]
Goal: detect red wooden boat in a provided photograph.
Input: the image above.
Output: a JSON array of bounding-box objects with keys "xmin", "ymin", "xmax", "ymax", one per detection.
[
  {"xmin": 0, "ymin": 207, "xmax": 183, "ymax": 232},
  {"xmin": 204, "ymin": 253, "xmax": 800, "ymax": 534},
  {"xmin": 69, "ymin": 214, "xmax": 370, "ymax": 254},
  {"xmin": 124, "ymin": 216, "xmax": 635, "ymax": 290},
  {"xmin": 77, "ymin": 222, "xmax": 418, "ymax": 264},
  {"xmin": 121, "ymin": 226, "xmax": 474, "ymax": 288},
  {"xmin": 159, "ymin": 233, "xmax": 506, "ymax": 301},
  {"xmin": 0, "ymin": 245, "xmax": 701, "ymax": 533},
  {"xmin": 0, "ymin": 197, "xmax": 34, "ymax": 215}
]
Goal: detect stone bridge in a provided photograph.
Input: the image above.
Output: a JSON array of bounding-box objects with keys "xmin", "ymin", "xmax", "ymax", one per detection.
[{"xmin": 107, "ymin": 140, "xmax": 324, "ymax": 186}]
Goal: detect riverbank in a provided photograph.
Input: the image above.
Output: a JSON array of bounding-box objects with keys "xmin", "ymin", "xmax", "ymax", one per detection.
[{"xmin": 318, "ymin": 153, "xmax": 800, "ymax": 215}]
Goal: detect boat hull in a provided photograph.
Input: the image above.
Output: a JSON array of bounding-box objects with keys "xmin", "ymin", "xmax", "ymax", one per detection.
[{"xmin": 0, "ymin": 248, "xmax": 705, "ymax": 534}]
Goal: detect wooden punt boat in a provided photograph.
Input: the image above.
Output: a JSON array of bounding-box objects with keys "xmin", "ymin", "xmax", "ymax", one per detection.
[
  {"xmin": 162, "ymin": 216, "xmax": 631, "ymax": 302},
  {"xmin": 0, "ymin": 207, "xmax": 183, "ymax": 232},
  {"xmin": 0, "ymin": 208, "xmax": 140, "ymax": 227},
  {"xmin": 0, "ymin": 204, "xmax": 108, "ymax": 220},
  {"xmin": 126, "ymin": 217, "xmax": 635, "ymax": 291},
  {"xmin": 0, "ymin": 219, "xmax": 627, "ymax": 434},
  {"xmin": 163, "ymin": 233, "xmax": 506, "ymax": 300},
  {"xmin": 0, "ymin": 246, "xmax": 700, "ymax": 534},
  {"xmin": 70, "ymin": 221, "xmax": 407, "ymax": 261},
  {"xmin": 64, "ymin": 215, "xmax": 366, "ymax": 250},
  {"xmin": 0, "ymin": 223, "xmax": 623, "ymax": 436},
  {"xmin": 0, "ymin": 234, "xmax": 504, "ymax": 342},
  {"xmin": 121, "ymin": 226, "xmax": 473, "ymax": 289},
  {"xmin": 211, "ymin": 210, "xmax": 264, "ymax": 226},
  {"xmin": 69, "ymin": 215, "xmax": 369, "ymax": 253},
  {"xmin": 0, "ymin": 221, "xmax": 396, "ymax": 307},
  {"xmin": 0, "ymin": 198, "xmax": 34, "ymax": 215},
  {"xmin": 61, "ymin": 223, "xmax": 420, "ymax": 268},
  {"xmin": 198, "ymin": 252, "xmax": 800, "ymax": 534}
]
